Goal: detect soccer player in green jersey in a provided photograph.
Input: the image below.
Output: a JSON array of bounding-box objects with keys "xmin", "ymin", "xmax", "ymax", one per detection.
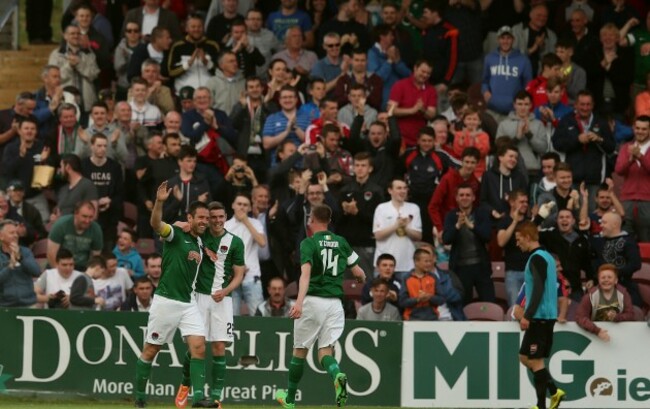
[
  {"xmin": 175, "ymin": 201, "xmax": 246, "ymax": 409},
  {"xmin": 275, "ymin": 204, "xmax": 366, "ymax": 408},
  {"xmin": 134, "ymin": 181, "xmax": 218, "ymax": 408}
]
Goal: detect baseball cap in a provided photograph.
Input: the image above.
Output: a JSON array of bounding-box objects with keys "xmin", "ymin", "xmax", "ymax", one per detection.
[
  {"xmin": 7, "ymin": 180, "xmax": 24, "ymax": 191},
  {"xmin": 497, "ymin": 26, "xmax": 513, "ymax": 37},
  {"xmin": 179, "ymin": 86, "xmax": 194, "ymax": 100}
]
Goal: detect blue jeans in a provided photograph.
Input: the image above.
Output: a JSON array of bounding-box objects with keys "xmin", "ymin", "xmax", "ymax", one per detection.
[
  {"xmin": 232, "ymin": 279, "xmax": 264, "ymax": 316},
  {"xmin": 505, "ymin": 270, "xmax": 525, "ymax": 307}
]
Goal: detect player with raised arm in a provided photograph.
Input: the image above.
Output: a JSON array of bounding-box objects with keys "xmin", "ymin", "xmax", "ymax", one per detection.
[
  {"xmin": 134, "ymin": 181, "xmax": 217, "ymax": 408},
  {"xmin": 175, "ymin": 201, "xmax": 246, "ymax": 409},
  {"xmin": 275, "ymin": 204, "xmax": 366, "ymax": 409}
]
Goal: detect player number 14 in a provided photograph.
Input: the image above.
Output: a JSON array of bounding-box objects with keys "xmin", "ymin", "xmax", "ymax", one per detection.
[{"xmin": 320, "ymin": 248, "xmax": 339, "ymax": 276}]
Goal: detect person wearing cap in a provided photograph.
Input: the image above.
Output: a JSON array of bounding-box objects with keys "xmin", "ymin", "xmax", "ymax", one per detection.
[
  {"xmin": 178, "ymin": 86, "xmax": 195, "ymax": 112},
  {"xmin": 6, "ymin": 181, "xmax": 47, "ymax": 247},
  {"xmin": 481, "ymin": 25, "xmax": 533, "ymax": 121}
]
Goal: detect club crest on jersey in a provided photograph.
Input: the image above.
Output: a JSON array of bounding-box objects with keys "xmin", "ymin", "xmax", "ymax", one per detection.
[
  {"xmin": 219, "ymin": 245, "xmax": 229, "ymax": 254},
  {"xmin": 187, "ymin": 251, "xmax": 201, "ymax": 264},
  {"xmin": 364, "ymin": 191, "xmax": 373, "ymax": 201},
  {"xmin": 204, "ymin": 247, "xmax": 218, "ymax": 262}
]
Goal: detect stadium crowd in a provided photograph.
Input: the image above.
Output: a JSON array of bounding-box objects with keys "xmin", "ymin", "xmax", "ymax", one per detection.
[{"xmin": 2, "ymin": 0, "xmax": 650, "ymax": 329}]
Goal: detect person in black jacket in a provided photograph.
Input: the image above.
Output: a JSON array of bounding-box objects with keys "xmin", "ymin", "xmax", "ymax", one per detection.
[
  {"xmin": 121, "ymin": 277, "xmax": 154, "ymax": 312},
  {"xmin": 69, "ymin": 255, "xmax": 105, "ymax": 310},
  {"xmin": 6, "ymin": 182, "xmax": 47, "ymax": 247},
  {"xmin": 162, "ymin": 145, "xmax": 211, "ymax": 222},
  {"xmin": 127, "ymin": 27, "xmax": 172, "ymax": 82}
]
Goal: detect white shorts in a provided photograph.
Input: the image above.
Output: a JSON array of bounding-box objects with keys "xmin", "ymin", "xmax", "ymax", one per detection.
[
  {"xmin": 145, "ymin": 295, "xmax": 205, "ymax": 345},
  {"xmin": 293, "ymin": 296, "xmax": 344, "ymax": 349},
  {"xmin": 196, "ymin": 292, "xmax": 235, "ymax": 343}
]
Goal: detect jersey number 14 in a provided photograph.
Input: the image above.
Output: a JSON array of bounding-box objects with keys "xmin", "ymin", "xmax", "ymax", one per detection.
[{"xmin": 320, "ymin": 248, "xmax": 339, "ymax": 276}]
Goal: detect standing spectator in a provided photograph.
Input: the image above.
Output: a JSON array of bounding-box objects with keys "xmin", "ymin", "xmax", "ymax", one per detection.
[
  {"xmin": 525, "ymin": 53, "xmax": 566, "ymax": 110},
  {"xmin": 511, "ymin": 3, "xmax": 558, "ymax": 73},
  {"xmin": 80, "ymin": 134, "xmax": 124, "ymax": 251},
  {"xmin": 591, "ymin": 212, "xmax": 642, "ymax": 307},
  {"xmin": 496, "ymin": 91, "xmax": 549, "ymax": 178},
  {"xmin": 333, "ymin": 49, "xmax": 383, "ymax": 111},
  {"xmin": 225, "ymin": 19, "xmax": 266, "ymax": 79},
  {"xmin": 534, "ymin": 77, "xmax": 573, "ymax": 129},
  {"xmin": 113, "ymin": 228, "xmax": 145, "ymax": 279},
  {"xmin": 337, "ymin": 84, "xmax": 378, "ymax": 129},
  {"xmin": 615, "ymin": 116, "xmax": 650, "ymax": 241},
  {"xmin": 388, "ymin": 60, "xmax": 438, "ymax": 148},
  {"xmin": 317, "ymin": 0, "xmax": 370, "ymax": 57},
  {"xmin": 0, "ymin": 220, "xmax": 41, "ymax": 307},
  {"xmin": 311, "ymin": 33, "xmax": 350, "ymax": 93},
  {"xmin": 121, "ymin": 277, "xmax": 155, "ymax": 312},
  {"xmin": 114, "ymin": 21, "xmax": 143, "ymax": 99},
  {"xmin": 221, "ymin": 156, "xmax": 259, "ymax": 212},
  {"xmin": 635, "ymin": 72, "xmax": 650, "ymax": 118},
  {"xmin": 555, "ymin": 38, "xmax": 587, "ymax": 105},
  {"xmin": 255, "ymin": 276, "xmax": 296, "ymax": 317},
  {"xmin": 271, "ymin": 26, "xmax": 318, "ymax": 77},
  {"xmin": 357, "ymin": 278, "xmax": 401, "ymax": 321},
  {"xmin": 93, "ymin": 253, "xmax": 134, "ymax": 311},
  {"xmin": 162, "ymin": 146, "xmax": 211, "ymax": 223},
  {"xmin": 48, "ymin": 24, "xmax": 100, "ymax": 113},
  {"xmin": 552, "ymin": 90, "xmax": 615, "ymax": 202},
  {"xmin": 168, "ymin": 14, "xmax": 221, "ymax": 92},
  {"xmin": 54, "ymin": 154, "xmax": 98, "ymax": 218},
  {"xmin": 373, "ymin": 179, "xmax": 422, "ymax": 276},
  {"xmin": 443, "ymin": 184, "xmax": 494, "ymax": 305},
  {"xmin": 206, "ymin": 0, "xmax": 245, "ymax": 47},
  {"xmin": 445, "ymin": 0, "xmax": 484, "ymax": 85},
  {"xmin": 562, "ymin": 8, "xmax": 600, "ymax": 75},
  {"xmin": 305, "ymin": 98, "xmax": 350, "ymax": 145},
  {"xmin": 619, "ymin": 10, "xmax": 650, "ymax": 95},
  {"xmin": 262, "ymin": 86, "xmax": 309, "ymax": 163},
  {"xmin": 6, "ymin": 182, "xmax": 47, "ymax": 246},
  {"xmin": 452, "ymin": 107, "xmax": 490, "ymax": 179},
  {"xmin": 378, "ymin": 1, "xmax": 416, "ymax": 67},
  {"xmin": 481, "ymin": 143, "xmax": 527, "ymax": 219},
  {"xmin": 531, "ymin": 152, "xmax": 561, "ymax": 206},
  {"xmin": 399, "ymin": 248, "xmax": 445, "ymax": 321},
  {"xmin": 206, "ymin": 51, "xmax": 246, "ymax": 115},
  {"xmin": 35, "ymin": 248, "xmax": 82, "ymax": 309},
  {"xmin": 266, "ymin": 0, "xmax": 314, "ymax": 46},
  {"xmin": 47, "ymin": 201, "xmax": 103, "ymax": 271},
  {"xmin": 225, "ymin": 194, "xmax": 266, "ymax": 315},
  {"xmin": 72, "ymin": 3, "xmax": 111, "ymax": 70},
  {"xmin": 129, "ymin": 78, "xmax": 163, "ymax": 131},
  {"xmin": 367, "ymin": 24, "xmax": 412, "ymax": 110},
  {"xmin": 422, "ymin": 0, "xmax": 459, "ymax": 88},
  {"xmin": 482, "ymin": 26, "xmax": 533, "ymax": 121},
  {"xmin": 360, "ymin": 253, "xmax": 401, "ymax": 306},
  {"xmin": 132, "ymin": 60, "xmax": 175, "ymax": 115},
  {"xmin": 535, "ymin": 162, "xmax": 581, "ymax": 229},
  {"xmin": 33, "ymin": 66, "xmax": 67, "ymax": 140},
  {"xmin": 122, "ymin": 0, "xmax": 182, "ymax": 40},
  {"xmin": 245, "ymin": 9, "xmax": 282, "ymax": 77},
  {"xmin": 127, "ymin": 27, "xmax": 173, "ymax": 82},
  {"xmin": 589, "ymin": 181, "xmax": 625, "ymax": 236},
  {"xmin": 0, "ymin": 92, "xmax": 37, "ymax": 160},
  {"xmin": 45, "ymin": 103, "xmax": 85, "ymax": 165},
  {"xmin": 576, "ymin": 264, "xmax": 635, "ymax": 342}
]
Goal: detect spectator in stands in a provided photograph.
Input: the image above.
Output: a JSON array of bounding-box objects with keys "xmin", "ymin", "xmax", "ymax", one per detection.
[
  {"xmin": 47, "ymin": 201, "xmax": 102, "ymax": 271},
  {"xmin": 311, "ymin": 33, "xmax": 350, "ymax": 94},
  {"xmin": 534, "ymin": 77, "xmax": 573, "ymax": 130},
  {"xmin": 337, "ymin": 84, "xmax": 378, "ymax": 130},
  {"xmin": 443, "ymin": 183, "xmax": 494, "ymax": 305},
  {"xmin": 87, "ymin": 103, "xmax": 129, "ymax": 163},
  {"xmin": 388, "ymin": 59, "xmax": 437, "ymax": 148},
  {"xmin": 80, "ymin": 133, "xmax": 124, "ymax": 251},
  {"xmin": 333, "ymin": 49, "xmax": 382, "ymax": 111},
  {"xmin": 376, "ymin": 2, "xmax": 415, "ymax": 67},
  {"xmin": 530, "ymin": 152, "xmax": 561, "ymax": 206},
  {"xmin": 511, "ymin": 3, "xmax": 557, "ymax": 73},
  {"xmin": 305, "ymin": 98, "xmax": 350, "ymax": 145},
  {"xmin": 367, "ymin": 24, "xmax": 412, "ymax": 110},
  {"xmin": 361, "ymin": 253, "xmax": 400, "ymax": 305},
  {"xmin": 94, "ymin": 253, "xmax": 134, "ymax": 311},
  {"xmin": 49, "ymin": 24, "xmax": 100, "ymax": 113},
  {"xmin": 496, "ymin": 91, "xmax": 548, "ymax": 179},
  {"xmin": 53, "ymin": 154, "xmax": 98, "ymax": 218},
  {"xmin": 591, "ymin": 213, "xmax": 643, "ymax": 308},
  {"xmin": 262, "ymin": 85, "xmax": 309, "ymax": 164},
  {"xmin": 206, "ymin": 0, "xmax": 245, "ymax": 47},
  {"xmin": 6, "ymin": 182, "xmax": 47, "ymax": 246},
  {"xmin": 452, "ymin": 106, "xmax": 490, "ymax": 179},
  {"xmin": 113, "ymin": 228, "xmax": 145, "ymax": 280},
  {"xmin": 271, "ymin": 26, "xmax": 318, "ymax": 77},
  {"xmin": 162, "ymin": 146, "xmax": 210, "ymax": 222},
  {"xmin": 0, "ymin": 92, "xmax": 37, "ymax": 162},
  {"xmin": 298, "ymin": 78, "xmax": 326, "ymax": 123},
  {"xmin": 131, "ymin": 59, "xmax": 175, "ymax": 115},
  {"xmin": 429, "ymin": 147, "xmax": 480, "ymax": 243},
  {"xmin": 267, "ymin": 142, "xmax": 303, "ymax": 207},
  {"xmin": 539, "ymin": 208, "xmax": 594, "ymax": 302},
  {"xmin": 399, "ymin": 248, "xmax": 446, "ymax": 321},
  {"xmin": 266, "ymin": 0, "xmax": 314, "ymax": 46},
  {"xmin": 144, "ymin": 253, "xmax": 162, "ymax": 288},
  {"xmin": 255, "ymin": 276, "xmax": 295, "ymax": 317},
  {"xmin": 357, "ymin": 278, "xmax": 401, "ymax": 321},
  {"xmin": 619, "ymin": 10, "xmax": 650, "ymax": 96},
  {"xmin": 421, "ymin": 0, "xmax": 458, "ymax": 89},
  {"xmin": 121, "ymin": 277, "xmax": 155, "ymax": 312},
  {"xmin": 317, "ymin": 0, "xmax": 370, "ymax": 57},
  {"xmin": 555, "ymin": 38, "xmax": 587, "ymax": 105},
  {"xmin": 222, "ymin": 155, "xmax": 259, "ymax": 213},
  {"xmin": 497, "ymin": 189, "xmax": 531, "ymax": 306},
  {"xmin": 114, "ymin": 21, "xmax": 142, "ymax": 99},
  {"xmin": 225, "ymin": 19, "xmax": 266, "ymax": 79},
  {"xmin": 206, "ymin": 51, "xmax": 245, "ymax": 115},
  {"xmin": 373, "ymin": 179, "xmax": 422, "ymax": 276},
  {"xmin": 635, "ymin": 72, "xmax": 650, "ymax": 117},
  {"xmin": 481, "ymin": 143, "xmax": 527, "ymax": 219},
  {"xmin": 226, "ymin": 194, "xmax": 266, "ymax": 315},
  {"xmin": 0, "ymin": 219, "xmax": 41, "ymax": 307},
  {"xmin": 482, "ymin": 25, "xmax": 533, "ymax": 121},
  {"xmin": 563, "ymin": 8, "xmax": 600, "ymax": 75},
  {"xmin": 525, "ymin": 53, "xmax": 566, "ymax": 110},
  {"xmin": 535, "ymin": 162, "xmax": 581, "ymax": 229},
  {"xmin": 337, "ymin": 152, "xmax": 384, "ymax": 278},
  {"xmin": 589, "ymin": 180, "xmax": 625, "ymax": 235},
  {"xmin": 72, "ymin": 3, "xmax": 111, "ymax": 71},
  {"xmin": 69, "ymin": 255, "xmax": 105, "ymax": 310},
  {"xmin": 615, "ymin": 115, "xmax": 650, "ymax": 241},
  {"xmin": 46, "ymin": 103, "xmax": 84, "ymax": 165},
  {"xmin": 445, "ymin": 0, "xmax": 483, "ymax": 85},
  {"xmin": 129, "ymin": 77, "xmax": 162, "ymax": 130},
  {"xmin": 576, "ymin": 264, "xmax": 635, "ymax": 341},
  {"xmin": 245, "ymin": 8, "xmax": 282, "ymax": 77},
  {"xmin": 122, "ymin": 0, "xmax": 182, "ymax": 40},
  {"xmin": 35, "ymin": 248, "xmax": 81, "ymax": 309},
  {"xmin": 127, "ymin": 27, "xmax": 172, "ymax": 82},
  {"xmin": 552, "ymin": 90, "xmax": 615, "ymax": 204},
  {"xmin": 33, "ymin": 66, "xmax": 67, "ymax": 139}
]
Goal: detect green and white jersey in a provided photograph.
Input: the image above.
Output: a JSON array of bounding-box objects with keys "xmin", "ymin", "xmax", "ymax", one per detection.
[
  {"xmin": 300, "ymin": 231, "xmax": 359, "ymax": 299},
  {"xmin": 156, "ymin": 225, "xmax": 203, "ymax": 303},
  {"xmin": 195, "ymin": 229, "xmax": 246, "ymax": 295}
]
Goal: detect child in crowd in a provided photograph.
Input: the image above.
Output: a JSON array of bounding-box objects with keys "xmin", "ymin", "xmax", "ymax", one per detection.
[{"xmin": 453, "ymin": 106, "xmax": 490, "ymax": 179}]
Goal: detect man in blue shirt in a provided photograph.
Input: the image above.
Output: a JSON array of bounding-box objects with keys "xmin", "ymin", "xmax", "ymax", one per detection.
[
  {"xmin": 262, "ymin": 85, "xmax": 309, "ymax": 165},
  {"xmin": 266, "ymin": 0, "xmax": 314, "ymax": 47},
  {"xmin": 311, "ymin": 32, "xmax": 349, "ymax": 94}
]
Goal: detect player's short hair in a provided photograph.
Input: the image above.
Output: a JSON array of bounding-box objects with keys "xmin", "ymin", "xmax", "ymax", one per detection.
[
  {"xmin": 598, "ymin": 263, "xmax": 619, "ymax": 278},
  {"xmin": 376, "ymin": 253, "xmax": 396, "ymax": 266},
  {"xmin": 56, "ymin": 248, "xmax": 74, "ymax": 262},
  {"xmin": 208, "ymin": 201, "xmax": 225, "ymax": 211},
  {"xmin": 515, "ymin": 221, "xmax": 538, "ymax": 241},
  {"xmin": 188, "ymin": 201, "xmax": 208, "ymax": 217},
  {"xmin": 310, "ymin": 204, "xmax": 332, "ymax": 224}
]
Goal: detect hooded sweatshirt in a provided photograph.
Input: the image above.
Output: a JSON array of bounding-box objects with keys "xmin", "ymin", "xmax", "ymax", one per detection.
[
  {"xmin": 480, "ymin": 165, "xmax": 528, "ymax": 215},
  {"xmin": 206, "ymin": 69, "xmax": 245, "ymax": 114},
  {"xmin": 481, "ymin": 48, "xmax": 533, "ymax": 115},
  {"xmin": 496, "ymin": 112, "xmax": 548, "ymax": 171}
]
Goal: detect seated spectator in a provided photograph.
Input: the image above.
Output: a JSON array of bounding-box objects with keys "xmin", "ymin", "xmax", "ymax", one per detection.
[
  {"xmin": 113, "ymin": 228, "xmax": 145, "ymax": 280},
  {"xmin": 530, "ymin": 152, "xmax": 560, "ymax": 206},
  {"xmin": 305, "ymin": 98, "xmax": 350, "ymax": 145},
  {"xmin": 6, "ymin": 182, "xmax": 47, "ymax": 246},
  {"xmin": 357, "ymin": 278, "xmax": 401, "ymax": 321},
  {"xmin": 262, "ymin": 85, "xmax": 309, "ymax": 164},
  {"xmin": 367, "ymin": 24, "xmax": 412, "ymax": 109},
  {"xmin": 0, "ymin": 92, "xmax": 37, "ymax": 159},
  {"xmin": 511, "ymin": 3, "xmax": 557, "ymax": 73},
  {"xmin": 337, "ymin": 84, "xmax": 378, "ymax": 130},
  {"xmin": 93, "ymin": 253, "xmax": 134, "ymax": 311},
  {"xmin": 129, "ymin": 59, "xmax": 175, "ymax": 115},
  {"xmin": 35, "ymin": 248, "xmax": 82, "ymax": 309},
  {"xmin": 270, "ymin": 26, "xmax": 318, "ymax": 77},
  {"xmin": 245, "ymin": 8, "xmax": 282, "ymax": 77},
  {"xmin": 0, "ymin": 219, "xmax": 41, "ymax": 307},
  {"xmin": 333, "ymin": 49, "xmax": 383, "ymax": 111},
  {"xmin": 206, "ymin": 0, "xmax": 245, "ymax": 47},
  {"xmin": 129, "ymin": 77, "xmax": 162, "ymax": 131},
  {"xmin": 69, "ymin": 255, "xmax": 106, "ymax": 310},
  {"xmin": 144, "ymin": 253, "xmax": 162, "ymax": 289},
  {"xmin": 360, "ymin": 253, "xmax": 400, "ymax": 306},
  {"xmin": 399, "ymin": 249, "xmax": 445, "ymax": 321},
  {"xmin": 311, "ymin": 32, "xmax": 350, "ymax": 94},
  {"xmin": 162, "ymin": 146, "xmax": 211, "ymax": 223},
  {"xmin": 536, "ymin": 162, "xmax": 582, "ymax": 229},
  {"xmin": 298, "ymin": 77, "xmax": 327, "ymax": 123},
  {"xmin": 576, "ymin": 264, "xmax": 635, "ymax": 342},
  {"xmin": 452, "ymin": 106, "xmax": 490, "ymax": 179},
  {"xmin": 525, "ymin": 53, "xmax": 567, "ymax": 110},
  {"xmin": 255, "ymin": 276, "xmax": 295, "ymax": 317},
  {"xmin": 121, "ymin": 277, "xmax": 154, "ymax": 312},
  {"xmin": 49, "ymin": 24, "xmax": 100, "ymax": 113},
  {"xmin": 534, "ymin": 77, "xmax": 573, "ymax": 129},
  {"xmin": 114, "ymin": 21, "xmax": 142, "ymax": 99},
  {"xmin": 206, "ymin": 51, "xmax": 245, "ymax": 115},
  {"xmin": 121, "ymin": 0, "xmax": 182, "ymax": 40},
  {"xmin": 266, "ymin": 0, "xmax": 314, "ymax": 48},
  {"xmin": 47, "ymin": 201, "xmax": 103, "ymax": 271},
  {"xmin": 46, "ymin": 103, "xmax": 86, "ymax": 164},
  {"xmin": 588, "ymin": 180, "xmax": 625, "ymax": 236}
]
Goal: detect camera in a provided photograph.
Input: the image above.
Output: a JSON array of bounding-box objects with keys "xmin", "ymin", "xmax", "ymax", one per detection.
[
  {"xmin": 234, "ymin": 166, "xmax": 245, "ymax": 173},
  {"xmin": 48, "ymin": 290, "xmax": 67, "ymax": 309},
  {"xmin": 308, "ymin": 144, "xmax": 317, "ymax": 151}
]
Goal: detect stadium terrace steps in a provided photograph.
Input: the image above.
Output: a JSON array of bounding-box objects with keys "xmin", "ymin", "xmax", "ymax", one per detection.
[{"xmin": 0, "ymin": 44, "xmax": 51, "ymax": 107}]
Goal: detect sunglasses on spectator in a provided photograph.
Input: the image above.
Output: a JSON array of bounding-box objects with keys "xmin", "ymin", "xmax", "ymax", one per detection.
[{"xmin": 325, "ymin": 43, "xmax": 341, "ymax": 48}]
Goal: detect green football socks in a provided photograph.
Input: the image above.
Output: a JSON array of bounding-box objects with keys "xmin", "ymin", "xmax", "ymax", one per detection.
[
  {"xmin": 211, "ymin": 356, "xmax": 227, "ymax": 401},
  {"xmin": 321, "ymin": 355, "xmax": 341, "ymax": 380},
  {"xmin": 190, "ymin": 358, "xmax": 206, "ymax": 404},
  {"xmin": 286, "ymin": 356, "xmax": 306, "ymax": 404},
  {"xmin": 135, "ymin": 358, "xmax": 152, "ymax": 401},
  {"xmin": 181, "ymin": 350, "xmax": 191, "ymax": 387}
]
